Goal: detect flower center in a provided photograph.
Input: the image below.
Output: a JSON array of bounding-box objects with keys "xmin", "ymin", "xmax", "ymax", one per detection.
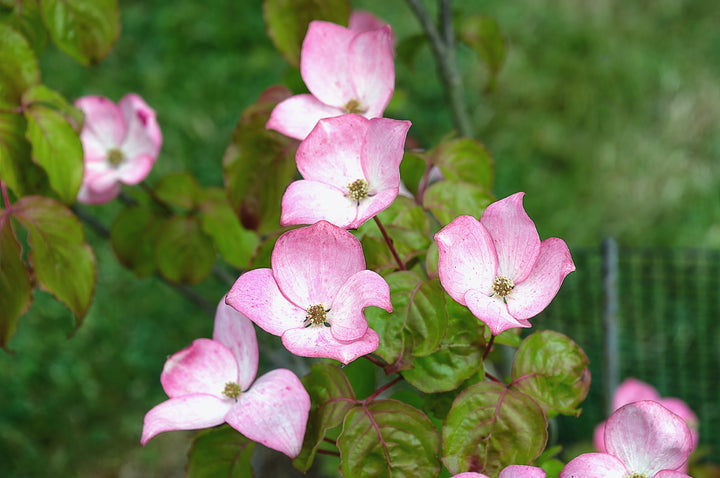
[
  {"xmin": 107, "ymin": 148, "xmax": 125, "ymax": 167},
  {"xmin": 628, "ymin": 475, "xmax": 645, "ymax": 478},
  {"xmin": 343, "ymin": 99, "xmax": 364, "ymax": 114},
  {"xmin": 491, "ymin": 276, "xmax": 515, "ymax": 298},
  {"xmin": 346, "ymin": 179, "xmax": 369, "ymax": 202},
  {"xmin": 304, "ymin": 303, "xmax": 330, "ymax": 328},
  {"xmin": 222, "ymin": 381, "xmax": 242, "ymax": 400}
]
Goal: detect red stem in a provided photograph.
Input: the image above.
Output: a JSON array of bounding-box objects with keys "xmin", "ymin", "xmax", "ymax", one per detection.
[
  {"xmin": 365, "ymin": 376, "xmax": 403, "ymax": 402},
  {"xmin": 482, "ymin": 334, "xmax": 495, "ymax": 361},
  {"xmin": 415, "ymin": 162, "xmax": 433, "ymax": 206},
  {"xmin": 316, "ymin": 449, "xmax": 340, "ymax": 457},
  {"xmin": 363, "ymin": 354, "xmax": 386, "ymax": 368},
  {"xmin": 373, "ymin": 216, "xmax": 406, "ymax": 271},
  {"xmin": 1, "ymin": 181, "xmax": 11, "ymax": 210}
]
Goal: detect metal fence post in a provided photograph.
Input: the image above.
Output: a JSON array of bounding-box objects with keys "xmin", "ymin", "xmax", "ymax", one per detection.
[{"xmin": 601, "ymin": 237, "xmax": 619, "ymax": 417}]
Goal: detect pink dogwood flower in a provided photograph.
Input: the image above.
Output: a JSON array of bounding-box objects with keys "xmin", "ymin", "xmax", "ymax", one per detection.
[
  {"xmin": 141, "ymin": 300, "xmax": 310, "ymax": 458},
  {"xmin": 452, "ymin": 465, "xmax": 546, "ymax": 478},
  {"xmin": 594, "ymin": 378, "xmax": 699, "ymax": 469},
  {"xmin": 226, "ymin": 220, "xmax": 391, "ymax": 364},
  {"xmin": 266, "ymin": 20, "xmax": 395, "ymax": 140},
  {"xmin": 434, "ymin": 192, "xmax": 575, "ymax": 336},
  {"xmin": 75, "ymin": 94, "xmax": 162, "ymax": 204},
  {"xmin": 280, "ymin": 114, "xmax": 411, "ymax": 229},
  {"xmin": 561, "ymin": 401, "xmax": 694, "ymax": 478}
]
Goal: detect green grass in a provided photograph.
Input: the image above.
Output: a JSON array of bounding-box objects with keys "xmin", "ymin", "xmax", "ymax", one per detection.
[{"xmin": 3, "ymin": 0, "xmax": 720, "ymax": 475}]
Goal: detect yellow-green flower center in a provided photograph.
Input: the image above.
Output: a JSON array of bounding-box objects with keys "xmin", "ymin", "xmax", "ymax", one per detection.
[
  {"xmin": 491, "ymin": 276, "xmax": 515, "ymax": 298},
  {"xmin": 343, "ymin": 99, "xmax": 364, "ymax": 114},
  {"xmin": 222, "ymin": 381, "xmax": 242, "ymax": 400},
  {"xmin": 107, "ymin": 148, "xmax": 125, "ymax": 166},
  {"xmin": 347, "ymin": 179, "xmax": 369, "ymax": 202},
  {"xmin": 304, "ymin": 303, "xmax": 330, "ymax": 328}
]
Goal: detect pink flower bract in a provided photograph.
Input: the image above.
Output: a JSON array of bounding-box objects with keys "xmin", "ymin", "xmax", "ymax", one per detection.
[
  {"xmin": 280, "ymin": 114, "xmax": 411, "ymax": 229},
  {"xmin": 561, "ymin": 401, "xmax": 694, "ymax": 478},
  {"xmin": 75, "ymin": 94, "xmax": 162, "ymax": 204},
  {"xmin": 226, "ymin": 220, "xmax": 391, "ymax": 364},
  {"xmin": 452, "ymin": 465, "xmax": 546, "ymax": 478},
  {"xmin": 266, "ymin": 20, "xmax": 395, "ymax": 140},
  {"xmin": 141, "ymin": 299, "xmax": 310, "ymax": 458},
  {"xmin": 434, "ymin": 192, "xmax": 575, "ymax": 336}
]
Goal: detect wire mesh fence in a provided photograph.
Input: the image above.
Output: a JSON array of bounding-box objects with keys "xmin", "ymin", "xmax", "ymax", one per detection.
[{"xmin": 531, "ymin": 240, "xmax": 720, "ymax": 462}]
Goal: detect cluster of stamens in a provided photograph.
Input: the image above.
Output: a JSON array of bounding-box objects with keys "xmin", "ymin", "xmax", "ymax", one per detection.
[
  {"xmin": 107, "ymin": 148, "xmax": 126, "ymax": 167},
  {"xmin": 491, "ymin": 276, "xmax": 515, "ymax": 299},
  {"xmin": 222, "ymin": 381, "xmax": 242, "ymax": 400},
  {"xmin": 304, "ymin": 303, "xmax": 330, "ymax": 328},
  {"xmin": 343, "ymin": 99, "xmax": 364, "ymax": 114},
  {"xmin": 346, "ymin": 179, "xmax": 369, "ymax": 202}
]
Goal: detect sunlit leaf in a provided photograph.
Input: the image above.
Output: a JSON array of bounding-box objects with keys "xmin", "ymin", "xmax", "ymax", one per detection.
[
  {"xmin": 22, "ymin": 84, "xmax": 84, "ymax": 129},
  {"xmin": 186, "ymin": 425, "xmax": 255, "ymax": 478},
  {"xmin": 0, "ymin": 0, "xmax": 48, "ymax": 56},
  {"xmin": 40, "ymin": 0, "xmax": 119, "ymax": 65},
  {"xmin": 443, "ymin": 381, "xmax": 547, "ymax": 475},
  {"xmin": 0, "ymin": 212, "xmax": 32, "ymax": 351},
  {"xmin": 0, "ymin": 23, "xmax": 39, "ymax": 103},
  {"xmin": 431, "ymin": 137, "xmax": 494, "ymax": 191},
  {"xmin": 338, "ymin": 399, "xmax": 441, "ymax": 478},
  {"xmin": 0, "ymin": 109, "xmax": 51, "ymax": 199},
  {"xmin": 424, "ymin": 180, "xmax": 494, "ymax": 226},
  {"xmin": 154, "ymin": 215, "xmax": 215, "ymax": 284},
  {"xmin": 263, "ymin": 0, "xmax": 350, "ymax": 67},
  {"xmin": 11, "ymin": 196, "xmax": 96, "ymax": 326},
  {"xmin": 510, "ymin": 331, "xmax": 591, "ymax": 418}
]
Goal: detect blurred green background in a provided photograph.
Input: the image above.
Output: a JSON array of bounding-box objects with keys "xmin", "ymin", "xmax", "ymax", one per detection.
[{"xmin": 1, "ymin": 0, "xmax": 719, "ymax": 476}]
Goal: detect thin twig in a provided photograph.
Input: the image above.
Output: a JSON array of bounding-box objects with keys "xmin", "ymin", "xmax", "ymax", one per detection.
[
  {"xmin": 373, "ymin": 216, "xmax": 406, "ymax": 271},
  {"xmin": 482, "ymin": 334, "xmax": 495, "ymax": 361},
  {"xmin": 365, "ymin": 376, "xmax": 404, "ymax": 402}
]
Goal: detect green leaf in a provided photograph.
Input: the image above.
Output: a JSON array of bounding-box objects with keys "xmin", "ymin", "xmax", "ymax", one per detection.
[
  {"xmin": 262, "ymin": 0, "xmax": 351, "ymax": 67},
  {"xmin": 431, "ymin": 137, "xmax": 494, "ymax": 191},
  {"xmin": 24, "ymin": 102, "xmax": 83, "ymax": 204},
  {"xmin": 338, "ymin": 399, "xmax": 441, "ymax": 478},
  {"xmin": 0, "ymin": 0, "xmax": 48, "ymax": 56},
  {"xmin": 153, "ymin": 172, "xmax": 199, "ymax": 210},
  {"xmin": 199, "ymin": 188, "xmax": 259, "ymax": 270},
  {"xmin": 510, "ymin": 331, "xmax": 591, "ymax": 418},
  {"xmin": 223, "ymin": 88, "xmax": 298, "ymax": 234},
  {"xmin": 0, "ymin": 109, "xmax": 51, "ymax": 199},
  {"xmin": 0, "ymin": 212, "xmax": 33, "ymax": 351},
  {"xmin": 365, "ymin": 271, "xmax": 448, "ymax": 372},
  {"xmin": 154, "ymin": 215, "xmax": 216, "ymax": 284},
  {"xmin": 0, "ymin": 23, "xmax": 40, "ymax": 104},
  {"xmin": 40, "ymin": 0, "xmax": 119, "ymax": 65},
  {"xmin": 395, "ymin": 33, "xmax": 428, "ymax": 71},
  {"xmin": 22, "ymin": 84, "xmax": 84, "ymax": 130},
  {"xmin": 186, "ymin": 425, "xmax": 255, "ymax": 478},
  {"xmin": 458, "ymin": 15, "xmax": 506, "ymax": 91},
  {"xmin": 110, "ymin": 205, "xmax": 158, "ymax": 277},
  {"xmin": 494, "ymin": 328, "xmax": 523, "ymax": 348},
  {"xmin": 399, "ymin": 151, "xmax": 427, "ymax": 198},
  {"xmin": 443, "ymin": 381, "xmax": 547, "ymax": 476},
  {"xmin": 293, "ymin": 362, "xmax": 356, "ymax": 472},
  {"xmin": 401, "ymin": 298, "xmax": 485, "ymax": 393},
  {"xmin": 424, "ymin": 180, "xmax": 494, "ymax": 226},
  {"xmin": 11, "ymin": 196, "xmax": 96, "ymax": 324}
]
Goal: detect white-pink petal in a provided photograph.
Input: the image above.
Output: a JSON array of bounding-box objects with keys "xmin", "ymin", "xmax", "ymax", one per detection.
[
  {"xmin": 160, "ymin": 338, "xmax": 238, "ymax": 398},
  {"xmin": 141, "ymin": 394, "xmax": 232, "ymax": 445},
  {"xmin": 213, "ymin": 299, "xmax": 259, "ymax": 391},
  {"xmin": 500, "ymin": 465, "xmax": 546, "ymax": 478},
  {"xmin": 435, "ymin": 215, "xmax": 498, "ymax": 304},
  {"xmin": 329, "ymin": 270, "xmax": 391, "ymax": 341},
  {"xmin": 281, "ymin": 326, "xmax": 379, "ymax": 364},
  {"xmin": 348, "ymin": 26, "xmax": 395, "ymax": 117},
  {"xmin": 560, "ymin": 452, "xmax": 627, "ymax": 478},
  {"xmin": 266, "ymin": 94, "xmax": 343, "ymax": 141},
  {"xmin": 301, "ymin": 21, "xmax": 356, "ymax": 107},
  {"xmin": 272, "ymin": 221, "xmax": 366, "ymax": 308},
  {"xmin": 613, "ymin": 378, "xmax": 662, "ymax": 410},
  {"xmin": 655, "ymin": 471, "xmax": 693, "ymax": 478},
  {"xmin": 465, "ymin": 288, "xmax": 531, "ymax": 336},
  {"xmin": 360, "ymin": 117, "xmax": 411, "ymax": 191},
  {"xmin": 225, "ymin": 369, "xmax": 310, "ymax": 458},
  {"xmin": 481, "ymin": 192, "xmax": 540, "ymax": 283},
  {"xmin": 506, "ymin": 237, "xmax": 575, "ymax": 320},
  {"xmin": 118, "ymin": 93, "xmax": 162, "ymax": 160},
  {"xmin": 280, "ymin": 180, "xmax": 357, "ymax": 228},
  {"xmin": 116, "ymin": 154, "xmax": 155, "ymax": 185},
  {"xmin": 351, "ymin": 187, "xmax": 399, "ymax": 229},
  {"xmin": 226, "ymin": 268, "xmax": 306, "ymax": 336},
  {"xmin": 605, "ymin": 401, "xmax": 693, "ymax": 476},
  {"xmin": 75, "ymin": 95, "xmax": 127, "ymax": 149}
]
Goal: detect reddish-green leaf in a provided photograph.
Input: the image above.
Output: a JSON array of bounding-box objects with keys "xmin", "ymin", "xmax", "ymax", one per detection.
[
  {"xmin": 263, "ymin": 0, "xmax": 350, "ymax": 67},
  {"xmin": 11, "ymin": 196, "xmax": 96, "ymax": 325},
  {"xmin": 293, "ymin": 362, "xmax": 356, "ymax": 472},
  {"xmin": 401, "ymin": 298, "xmax": 485, "ymax": 393},
  {"xmin": 22, "ymin": 84, "xmax": 84, "ymax": 130},
  {"xmin": 0, "ymin": 109, "xmax": 50, "ymax": 199},
  {"xmin": 154, "ymin": 215, "xmax": 215, "ymax": 284},
  {"xmin": 186, "ymin": 425, "xmax": 255, "ymax": 478},
  {"xmin": 199, "ymin": 188, "xmax": 258, "ymax": 270},
  {"xmin": 399, "ymin": 151, "xmax": 427, "ymax": 198},
  {"xmin": 424, "ymin": 180, "xmax": 494, "ymax": 226},
  {"xmin": 365, "ymin": 271, "xmax": 448, "ymax": 372},
  {"xmin": 338, "ymin": 399, "xmax": 441, "ymax": 478},
  {"xmin": 443, "ymin": 381, "xmax": 547, "ymax": 476},
  {"xmin": 0, "ymin": 0, "xmax": 48, "ymax": 56},
  {"xmin": 110, "ymin": 205, "xmax": 158, "ymax": 277},
  {"xmin": 40, "ymin": 0, "xmax": 119, "ymax": 65},
  {"xmin": 510, "ymin": 331, "xmax": 591, "ymax": 418},
  {"xmin": 0, "ymin": 23, "xmax": 40, "ymax": 103},
  {"xmin": 431, "ymin": 137, "xmax": 494, "ymax": 191},
  {"xmin": 24, "ymin": 103, "xmax": 83, "ymax": 204},
  {"xmin": 0, "ymin": 212, "xmax": 33, "ymax": 350}
]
